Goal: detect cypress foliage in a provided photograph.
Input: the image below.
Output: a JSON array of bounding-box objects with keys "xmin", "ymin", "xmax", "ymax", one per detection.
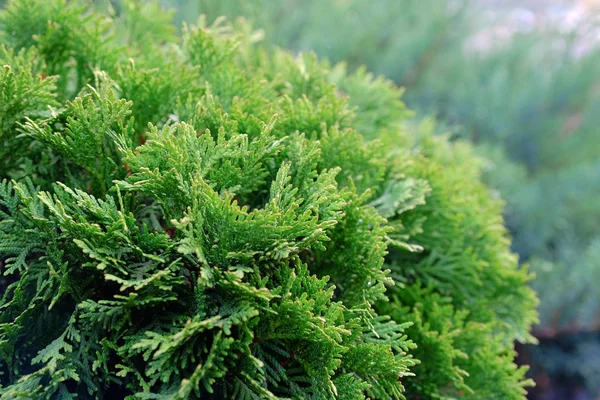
[{"xmin": 0, "ymin": 1, "xmax": 537, "ymax": 399}]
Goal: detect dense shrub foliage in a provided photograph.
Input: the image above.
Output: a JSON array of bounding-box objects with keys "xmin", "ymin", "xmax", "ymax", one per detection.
[{"xmin": 0, "ymin": 1, "xmax": 537, "ymax": 398}]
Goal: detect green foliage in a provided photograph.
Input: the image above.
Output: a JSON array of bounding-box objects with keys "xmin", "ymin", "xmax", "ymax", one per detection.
[
  {"xmin": 0, "ymin": 1, "xmax": 536, "ymax": 399},
  {"xmin": 377, "ymin": 122, "xmax": 538, "ymax": 398},
  {"xmin": 0, "ymin": 0, "xmax": 120, "ymax": 98},
  {"xmin": 0, "ymin": 45, "xmax": 59, "ymax": 181}
]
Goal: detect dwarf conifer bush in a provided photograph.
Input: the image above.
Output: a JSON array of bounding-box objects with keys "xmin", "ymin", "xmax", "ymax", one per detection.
[{"xmin": 0, "ymin": 1, "xmax": 537, "ymax": 399}]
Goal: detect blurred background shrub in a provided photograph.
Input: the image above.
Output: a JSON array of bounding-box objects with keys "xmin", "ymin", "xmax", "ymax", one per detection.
[{"xmin": 14, "ymin": 0, "xmax": 600, "ymax": 397}]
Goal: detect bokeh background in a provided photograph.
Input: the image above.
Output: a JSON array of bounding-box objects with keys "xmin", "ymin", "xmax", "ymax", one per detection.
[{"xmin": 6, "ymin": 0, "xmax": 600, "ymax": 398}]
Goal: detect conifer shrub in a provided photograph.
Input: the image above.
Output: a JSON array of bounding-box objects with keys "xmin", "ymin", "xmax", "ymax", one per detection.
[{"xmin": 0, "ymin": 1, "xmax": 537, "ymax": 399}]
